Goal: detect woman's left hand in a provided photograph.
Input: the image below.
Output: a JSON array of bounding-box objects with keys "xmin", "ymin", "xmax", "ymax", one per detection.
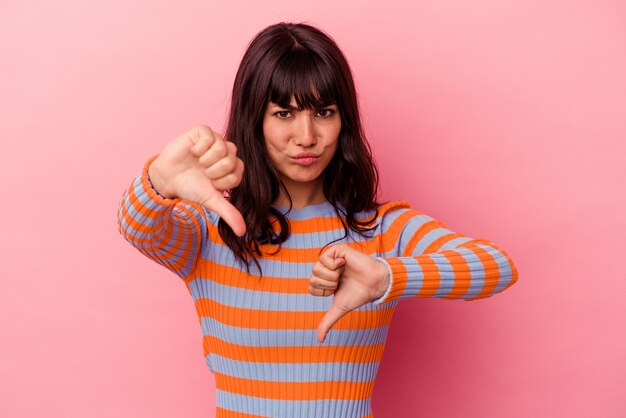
[{"xmin": 309, "ymin": 244, "xmax": 390, "ymax": 343}]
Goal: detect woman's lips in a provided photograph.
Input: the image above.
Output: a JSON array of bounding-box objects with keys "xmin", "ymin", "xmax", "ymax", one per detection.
[
  {"xmin": 291, "ymin": 153, "xmax": 320, "ymax": 166},
  {"xmin": 293, "ymin": 156, "xmax": 318, "ymax": 166}
]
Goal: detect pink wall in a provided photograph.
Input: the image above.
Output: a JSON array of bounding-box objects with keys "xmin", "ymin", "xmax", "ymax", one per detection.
[{"xmin": 1, "ymin": 0, "xmax": 624, "ymax": 417}]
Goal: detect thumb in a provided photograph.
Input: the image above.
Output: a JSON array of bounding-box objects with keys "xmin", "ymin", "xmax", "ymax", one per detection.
[
  {"xmin": 202, "ymin": 193, "xmax": 246, "ymax": 237},
  {"xmin": 317, "ymin": 303, "xmax": 350, "ymax": 344}
]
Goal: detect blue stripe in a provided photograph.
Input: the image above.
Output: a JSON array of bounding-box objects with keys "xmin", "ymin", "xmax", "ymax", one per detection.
[
  {"xmin": 440, "ymin": 236, "xmax": 476, "ymax": 250},
  {"xmin": 200, "ymin": 317, "xmax": 389, "ymax": 346},
  {"xmin": 216, "ymin": 391, "xmax": 372, "ymax": 417},
  {"xmin": 395, "ymin": 213, "xmax": 433, "ymax": 254},
  {"xmin": 197, "ymin": 242, "xmax": 404, "ymax": 279},
  {"xmin": 187, "ymin": 278, "xmax": 382, "ymax": 312},
  {"xmin": 207, "ymin": 355, "xmax": 380, "ymax": 382},
  {"xmin": 402, "ymin": 258, "xmax": 425, "ymax": 297},
  {"xmin": 272, "ymin": 201, "xmax": 341, "ymax": 220},
  {"xmin": 406, "ymin": 216, "xmax": 471, "ymax": 255}
]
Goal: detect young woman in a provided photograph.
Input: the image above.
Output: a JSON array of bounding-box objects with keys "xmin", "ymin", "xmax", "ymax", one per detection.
[{"xmin": 118, "ymin": 22, "xmax": 518, "ymax": 418}]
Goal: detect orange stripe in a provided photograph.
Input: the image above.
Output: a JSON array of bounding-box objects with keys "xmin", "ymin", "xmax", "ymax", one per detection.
[
  {"xmin": 268, "ymin": 201, "xmax": 409, "ymax": 235},
  {"xmin": 385, "ymin": 257, "xmax": 408, "ymax": 298},
  {"xmin": 378, "ymin": 200, "xmax": 411, "ymax": 215},
  {"xmin": 203, "ymin": 335, "xmax": 386, "ymax": 363},
  {"xmin": 208, "ymin": 224, "xmax": 322, "ymax": 259},
  {"xmin": 194, "ymin": 298, "xmax": 394, "ymax": 330},
  {"xmin": 208, "ymin": 230, "xmax": 406, "ymax": 263},
  {"xmin": 379, "ymin": 209, "xmax": 416, "ymax": 254},
  {"xmin": 403, "ymin": 219, "xmax": 451, "ymax": 256},
  {"xmin": 415, "ymin": 257, "xmax": 439, "ymax": 298},
  {"xmin": 194, "ymin": 257, "xmax": 306, "ymax": 292},
  {"xmin": 214, "ymin": 373, "xmax": 375, "ymax": 401}
]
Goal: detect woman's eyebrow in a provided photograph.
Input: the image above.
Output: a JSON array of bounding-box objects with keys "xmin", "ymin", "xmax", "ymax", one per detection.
[{"xmin": 269, "ymin": 103, "xmax": 299, "ymax": 110}]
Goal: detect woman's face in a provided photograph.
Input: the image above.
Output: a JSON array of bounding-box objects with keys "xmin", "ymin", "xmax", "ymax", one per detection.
[{"xmin": 262, "ymin": 97, "xmax": 341, "ymax": 192}]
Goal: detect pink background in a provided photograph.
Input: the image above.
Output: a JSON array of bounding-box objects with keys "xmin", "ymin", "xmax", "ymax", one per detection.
[{"xmin": 1, "ymin": 0, "xmax": 625, "ymax": 417}]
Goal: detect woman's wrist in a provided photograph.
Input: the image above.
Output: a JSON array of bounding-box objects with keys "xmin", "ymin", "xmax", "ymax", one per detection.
[
  {"xmin": 147, "ymin": 158, "xmax": 176, "ymax": 199},
  {"xmin": 373, "ymin": 259, "xmax": 391, "ymax": 300}
]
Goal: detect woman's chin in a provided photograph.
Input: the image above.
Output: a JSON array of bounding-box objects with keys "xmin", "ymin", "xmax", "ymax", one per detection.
[{"xmin": 281, "ymin": 170, "xmax": 324, "ymax": 186}]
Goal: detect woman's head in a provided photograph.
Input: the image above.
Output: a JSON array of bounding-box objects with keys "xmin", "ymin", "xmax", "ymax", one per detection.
[
  {"xmin": 228, "ymin": 22, "xmax": 359, "ymax": 152},
  {"xmin": 220, "ymin": 22, "xmax": 380, "ymax": 273}
]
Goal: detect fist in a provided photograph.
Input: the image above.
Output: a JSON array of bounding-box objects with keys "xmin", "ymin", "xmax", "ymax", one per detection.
[
  {"xmin": 148, "ymin": 125, "xmax": 246, "ymax": 236},
  {"xmin": 310, "ymin": 244, "xmax": 391, "ymax": 343}
]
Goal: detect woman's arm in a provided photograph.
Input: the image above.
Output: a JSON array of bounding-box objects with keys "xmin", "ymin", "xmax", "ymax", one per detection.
[
  {"xmin": 117, "ymin": 155, "xmax": 210, "ymax": 279},
  {"xmin": 311, "ymin": 203, "xmax": 518, "ymax": 342},
  {"xmin": 117, "ymin": 125, "xmax": 245, "ymax": 279},
  {"xmin": 371, "ymin": 206, "xmax": 518, "ymax": 305}
]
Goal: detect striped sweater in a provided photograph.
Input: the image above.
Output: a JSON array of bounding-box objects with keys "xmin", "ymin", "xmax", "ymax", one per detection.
[{"xmin": 117, "ymin": 155, "xmax": 518, "ymax": 417}]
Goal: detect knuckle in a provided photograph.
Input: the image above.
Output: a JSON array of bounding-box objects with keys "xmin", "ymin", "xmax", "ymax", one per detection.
[
  {"xmin": 311, "ymin": 265, "xmax": 322, "ymax": 276},
  {"xmin": 222, "ymin": 158, "xmax": 236, "ymax": 172},
  {"xmin": 194, "ymin": 125, "xmax": 212, "ymax": 136},
  {"xmin": 197, "ymin": 152, "xmax": 211, "ymax": 165},
  {"xmin": 218, "ymin": 143, "xmax": 229, "ymax": 158}
]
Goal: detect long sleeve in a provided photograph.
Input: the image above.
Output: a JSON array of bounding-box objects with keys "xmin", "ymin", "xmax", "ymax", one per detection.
[
  {"xmin": 117, "ymin": 155, "xmax": 211, "ymax": 279},
  {"xmin": 371, "ymin": 205, "xmax": 518, "ymax": 305}
]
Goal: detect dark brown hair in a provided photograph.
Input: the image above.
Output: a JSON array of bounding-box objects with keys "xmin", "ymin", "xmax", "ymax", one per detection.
[{"xmin": 218, "ymin": 22, "xmax": 381, "ymax": 274}]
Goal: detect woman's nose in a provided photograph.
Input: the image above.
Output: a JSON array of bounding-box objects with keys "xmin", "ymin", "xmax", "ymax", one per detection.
[{"xmin": 293, "ymin": 115, "xmax": 317, "ymax": 147}]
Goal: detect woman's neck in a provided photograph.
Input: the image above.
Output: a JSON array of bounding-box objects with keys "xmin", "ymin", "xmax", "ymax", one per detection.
[{"xmin": 273, "ymin": 177, "xmax": 326, "ymax": 210}]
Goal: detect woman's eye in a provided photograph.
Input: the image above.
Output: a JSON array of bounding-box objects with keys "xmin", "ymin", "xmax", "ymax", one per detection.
[
  {"xmin": 274, "ymin": 111, "xmax": 291, "ymax": 118},
  {"xmin": 317, "ymin": 109, "xmax": 335, "ymax": 118}
]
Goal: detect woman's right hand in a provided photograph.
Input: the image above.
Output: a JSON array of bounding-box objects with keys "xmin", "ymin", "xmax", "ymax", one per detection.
[{"xmin": 147, "ymin": 125, "xmax": 246, "ymax": 237}]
